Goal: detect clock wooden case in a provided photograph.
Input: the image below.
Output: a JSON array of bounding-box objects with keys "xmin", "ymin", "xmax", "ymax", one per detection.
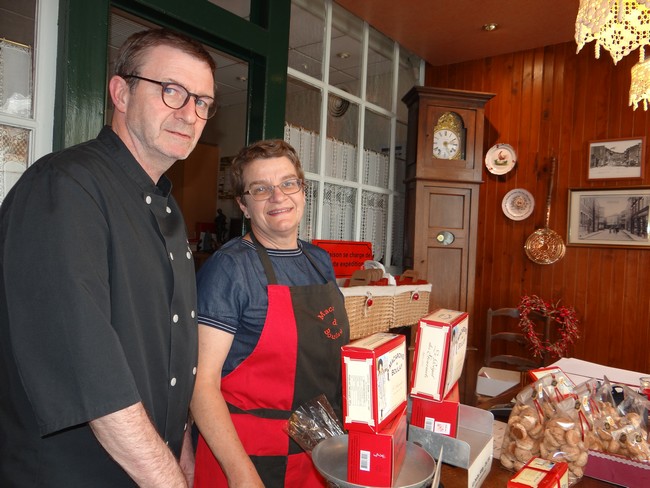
[
  {"xmin": 402, "ymin": 86, "xmax": 494, "ymax": 324},
  {"xmin": 402, "ymin": 87, "xmax": 494, "ymax": 402}
]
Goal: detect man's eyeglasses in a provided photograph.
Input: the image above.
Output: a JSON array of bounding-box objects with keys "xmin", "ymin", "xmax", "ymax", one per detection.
[
  {"xmin": 121, "ymin": 74, "xmax": 217, "ymax": 120},
  {"xmin": 243, "ymin": 178, "xmax": 305, "ymax": 201}
]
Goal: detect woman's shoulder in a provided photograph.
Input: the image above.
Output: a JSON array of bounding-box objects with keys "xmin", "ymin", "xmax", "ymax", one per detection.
[{"xmin": 197, "ymin": 238, "xmax": 255, "ymax": 278}]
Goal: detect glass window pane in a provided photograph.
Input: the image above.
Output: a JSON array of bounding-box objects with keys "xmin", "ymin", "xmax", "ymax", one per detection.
[
  {"xmin": 285, "ymin": 78, "xmax": 322, "ymax": 173},
  {"xmin": 363, "ymin": 109, "xmax": 390, "ymax": 188},
  {"xmin": 366, "ymin": 27, "xmax": 393, "ymax": 110},
  {"xmin": 0, "ymin": 0, "xmax": 36, "ymax": 119},
  {"xmin": 326, "ymin": 95, "xmax": 358, "ymax": 180},
  {"xmin": 0, "ymin": 123, "xmax": 30, "ymax": 203},
  {"xmin": 329, "ymin": 3, "xmax": 363, "ymax": 96},
  {"xmin": 361, "ymin": 190, "xmax": 388, "ymax": 263},
  {"xmin": 322, "ymin": 183, "xmax": 356, "ymax": 241},
  {"xmin": 397, "ymin": 48, "xmax": 421, "ymax": 122},
  {"xmin": 288, "ymin": 0, "xmax": 325, "ymax": 80},
  {"xmin": 300, "ymin": 178, "xmax": 319, "ymax": 241}
]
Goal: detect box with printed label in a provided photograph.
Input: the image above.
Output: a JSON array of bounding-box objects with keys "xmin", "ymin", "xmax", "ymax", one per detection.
[
  {"xmin": 410, "ymin": 382, "xmax": 460, "ymax": 437},
  {"xmin": 508, "ymin": 457, "xmax": 569, "ymax": 488},
  {"xmin": 341, "ymin": 332, "xmax": 408, "ymax": 433},
  {"xmin": 347, "ymin": 404, "xmax": 407, "ymax": 486},
  {"xmin": 410, "ymin": 308, "xmax": 468, "ymax": 401}
]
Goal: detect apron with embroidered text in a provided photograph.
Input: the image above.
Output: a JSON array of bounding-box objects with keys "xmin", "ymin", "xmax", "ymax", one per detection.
[{"xmin": 194, "ymin": 235, "xmax": 349, "ymax": 487}]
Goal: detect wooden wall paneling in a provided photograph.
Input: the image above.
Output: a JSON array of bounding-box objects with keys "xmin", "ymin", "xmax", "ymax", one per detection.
[{"xmin": 425, "ymin": 41, "xmax": 650, "ymax": 401}]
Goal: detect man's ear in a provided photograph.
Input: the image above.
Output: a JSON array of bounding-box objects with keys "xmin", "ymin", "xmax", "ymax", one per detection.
[{"xmin": 108, "ymin": 75, "xmax": 129, "ymax": 113}]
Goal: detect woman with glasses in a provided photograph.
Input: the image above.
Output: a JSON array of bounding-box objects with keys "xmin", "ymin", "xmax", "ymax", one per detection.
[{"xmin": 191, "ymin": 139, "xmax": 350, "ymax": 487}]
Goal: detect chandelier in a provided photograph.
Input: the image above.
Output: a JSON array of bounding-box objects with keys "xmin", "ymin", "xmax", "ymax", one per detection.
[{"xmin": 576, "ymin": 0, "xmax": 650, "ymax": 109}]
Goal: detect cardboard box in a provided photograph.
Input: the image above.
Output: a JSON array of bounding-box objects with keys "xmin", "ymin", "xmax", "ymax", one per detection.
[
  {"xmin": 508, "ymin": 457, "xmax": 569, "ymax": 488},
  {"xmin": 476, "ymin": 366, "xmax": 522, "ymax": 397},
  {"xmin": 410, "ymin": 382, "xmax": 460, "ymax": 437},
  {"xmin": 347, "ymin": 405, "xmax": 407, "ymax": 486},
  {"xmin": 409, "ymin": 404, "xmax": 494, "ymax": 488},
  {"xmin": 341, "ymin": 332, "xmax": 407, "ymax": 433},
  {"xmin": 584, "ymin": 449, "xmax": 650, "ymax": 487},
  {"xmin": 410, "ymin": 308, "xmax": 468, "ymax": 401}
]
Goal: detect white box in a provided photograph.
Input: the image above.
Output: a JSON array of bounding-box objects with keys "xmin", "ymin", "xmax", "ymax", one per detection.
[
  {"xmin": 476, "ymin": 366, "xmax": 522, "ymax": 397},
  {"xmin": 410, "ymin": 308, "xmax": 468, "ymax": 401},
  {"xmin": 409, "ymin": 404, "xmax": 494, "ymax": 488}
]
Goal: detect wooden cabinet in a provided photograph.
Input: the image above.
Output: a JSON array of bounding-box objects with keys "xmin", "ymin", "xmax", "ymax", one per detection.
[
  {"xmin": 167, "ymin": 142, "xmax": 220, "ymax": 241},
  {"xmin": 402, "ymin": 88, "xmax": 494, "ymax": 402}
]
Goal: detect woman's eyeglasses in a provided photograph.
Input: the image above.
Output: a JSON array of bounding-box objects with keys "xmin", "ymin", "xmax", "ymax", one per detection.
[{"xmin": 243, "ymin": 178, "xmax": 305, "ymax": 201}]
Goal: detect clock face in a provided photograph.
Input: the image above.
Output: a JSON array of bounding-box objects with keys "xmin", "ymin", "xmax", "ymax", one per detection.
[{"xmin": 433, "ymin": 129, "xmax": 461, "ymax": 159}]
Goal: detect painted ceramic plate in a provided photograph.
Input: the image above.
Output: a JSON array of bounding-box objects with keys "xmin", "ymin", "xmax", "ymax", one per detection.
[
  {"xmin": 502, "ymin": 188, "xmax": 535, "ymax": 221},
  {"xmin": 485, "ymin": 143, "xmax": 517, "ymax": 175}
]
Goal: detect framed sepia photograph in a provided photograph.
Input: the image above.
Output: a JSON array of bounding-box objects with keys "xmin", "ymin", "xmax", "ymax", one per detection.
[
  {"xmin": 567, "ymin": 187, "xmax": 650, "ymax": 248},
  {"xmin": 588, "ymin": 137, "xmax": 645, "ymax": 180}
]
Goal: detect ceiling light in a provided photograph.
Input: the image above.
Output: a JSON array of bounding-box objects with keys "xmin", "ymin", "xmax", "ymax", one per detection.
[
  {"xmin": 482, "ymin": 23, "xmax": 498, "ymax": 32},
  {"xmin": 336, "ymin": 52, "xmax": 351, "ymax": 59},
  {"xmin": 575, "ymin": 0, "xmax": 650, "ymax": 64},
  {"xmin": 576, "ymin": 1, "xmax": 650, "ymax": 110},
  {"xmin": 630, "ymin": 49, "xmax": 650, "ymax": 109},
  {"xmin": 236, "ymin": 76, "xmax": 247, "ymax": 82}
]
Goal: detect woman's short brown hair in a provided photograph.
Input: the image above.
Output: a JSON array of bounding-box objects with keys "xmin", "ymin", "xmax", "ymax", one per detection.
[{"xmin": 231, "ymin": 139, "xmax": 305, "ymax": 199}]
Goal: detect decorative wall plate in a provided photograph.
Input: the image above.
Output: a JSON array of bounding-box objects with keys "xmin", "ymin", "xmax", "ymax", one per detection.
[
  {"xmin": 485, "ymin": 143, "xmax": 517, "ymax": 175},
  {"xmin": 502, "ymin": 188, "xmax": 535, "ymax": 221}
]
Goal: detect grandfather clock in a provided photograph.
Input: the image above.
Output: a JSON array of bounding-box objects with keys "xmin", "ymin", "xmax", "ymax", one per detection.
[{"xmin": 402, "ymin": 87, "xmax": 494, "ymax": 385}]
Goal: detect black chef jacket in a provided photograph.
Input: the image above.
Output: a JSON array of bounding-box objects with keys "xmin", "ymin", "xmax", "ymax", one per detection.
[{"xmin": 0, "ymin": 126, "xmax": 198, "ymax": 487}]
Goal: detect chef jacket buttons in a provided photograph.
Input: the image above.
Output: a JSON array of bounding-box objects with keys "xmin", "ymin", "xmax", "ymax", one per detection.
[
  {"xmin": 170, "ymin": 377, "xmax": 177, "ymax": 386},
  {"xmin": 173, "ymin": 314, "xmax": 179, "ymax": 323},
  {"xmin": 166, "ymin": 206, "xmax": 171, "ymax": 214},
  {"xmin": 170, "ymin": 252, "xmax": 174, "ymax": 260},
  {"xmin": 192, "ymin": 367, "xmax": 197, "ymax": 375},
  {"xmin": 145, "ymin": 195, "xmax": 152, "ymax": 204},
  {"xmin": 191, "ymin": 310, "xmax": 196, "ymax": 318}
]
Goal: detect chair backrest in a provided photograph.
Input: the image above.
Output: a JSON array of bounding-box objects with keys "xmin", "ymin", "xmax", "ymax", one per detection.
[{"xmin": 484, "ymin": 307, "xmax": 551, "ymax": 371}]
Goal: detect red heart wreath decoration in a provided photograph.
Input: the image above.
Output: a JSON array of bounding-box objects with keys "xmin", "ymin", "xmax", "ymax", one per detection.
[{"xmin": 517, "ymin": 294, "xmax": 580, "ymax": 358}]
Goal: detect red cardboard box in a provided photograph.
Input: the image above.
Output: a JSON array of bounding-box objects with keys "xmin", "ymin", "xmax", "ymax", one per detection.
[
  {"xmin": 410, "ymin": 382, "xmax": 460, "ymax": 437},
  {"xmin": 341, "ymin": 332, "xmax": 407, "ymax": 433},
  {"xmin": 348, "ymin": 405, "xmax": 407, "ymax": 487},
  {"xmin": 410, "ymin": 308, "xmax": 468, "ymax": 401},
  {"xmin": 508, "ymin": 457, "xmax": 569, "ymax": 488}
]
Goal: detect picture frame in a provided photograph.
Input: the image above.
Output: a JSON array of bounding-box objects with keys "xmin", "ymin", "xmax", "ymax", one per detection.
[
  {"xmin": 588, "ymin": 137, "xmax": 645, "ymax": 180},
  {"xmin": 567, "ymin": 187, "xmax": 650, "ymax": 248}
]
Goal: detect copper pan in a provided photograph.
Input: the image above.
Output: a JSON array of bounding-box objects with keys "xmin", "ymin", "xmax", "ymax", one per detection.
[{"xmin": 525, "ymin": 156, "xmax": 566, "ymax": 265}]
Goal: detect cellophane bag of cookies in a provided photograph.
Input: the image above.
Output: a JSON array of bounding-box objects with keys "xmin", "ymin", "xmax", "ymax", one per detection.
[
  {"xmin": 538, "ymin": 396, "xmax": 588, "ymax": 485},
  {"xmin": 500, "ymin": 382, "xmax": 553, "ymax": 473},
  {"xmin": 591, "ymin": 384, "xmax": 650, "ymax": 462}
]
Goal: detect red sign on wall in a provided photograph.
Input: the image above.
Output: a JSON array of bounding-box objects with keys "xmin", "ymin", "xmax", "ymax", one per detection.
[{"xmin": 312, "ymin": 240, "xmax": 373, "ymax": 278}]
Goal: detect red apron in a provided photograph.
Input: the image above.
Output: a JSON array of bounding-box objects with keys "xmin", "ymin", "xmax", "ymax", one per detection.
[{"xmin": 194, "ymin": 235, "xmax": 349, "ymax": 487}]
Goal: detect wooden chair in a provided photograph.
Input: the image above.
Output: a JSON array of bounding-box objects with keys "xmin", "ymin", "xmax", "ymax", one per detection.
[
  {"xmin": 484, "ymin": 307, "xmax": 551, "ymax": 371},
  {"xmin": 475, "ymin": 307, "xmax": 551, "ymax": 412}
]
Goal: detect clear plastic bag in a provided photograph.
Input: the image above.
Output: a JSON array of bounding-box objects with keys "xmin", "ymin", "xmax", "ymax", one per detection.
[
  {"xmin": 284, "ymin": 394, "xmax": 345, "ymax": 454},
  {"xmin": 538, "ymin": 396, "xmax": 588, "ymax": 485}
]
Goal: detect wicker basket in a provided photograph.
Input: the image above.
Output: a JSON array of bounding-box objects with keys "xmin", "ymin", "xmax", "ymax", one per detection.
[
  {"xmin": 392, "ymin": 283, "xmax": 432, "ymax": 328},
  {"xmin": 341, "ymin": 285, "xmax": 395, "ymax": 340}
]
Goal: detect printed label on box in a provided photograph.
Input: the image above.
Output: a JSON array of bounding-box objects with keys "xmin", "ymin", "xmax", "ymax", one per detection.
[{"xmin": 344, "ymin": 357, "xmax": 374, "ymax": 423}]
